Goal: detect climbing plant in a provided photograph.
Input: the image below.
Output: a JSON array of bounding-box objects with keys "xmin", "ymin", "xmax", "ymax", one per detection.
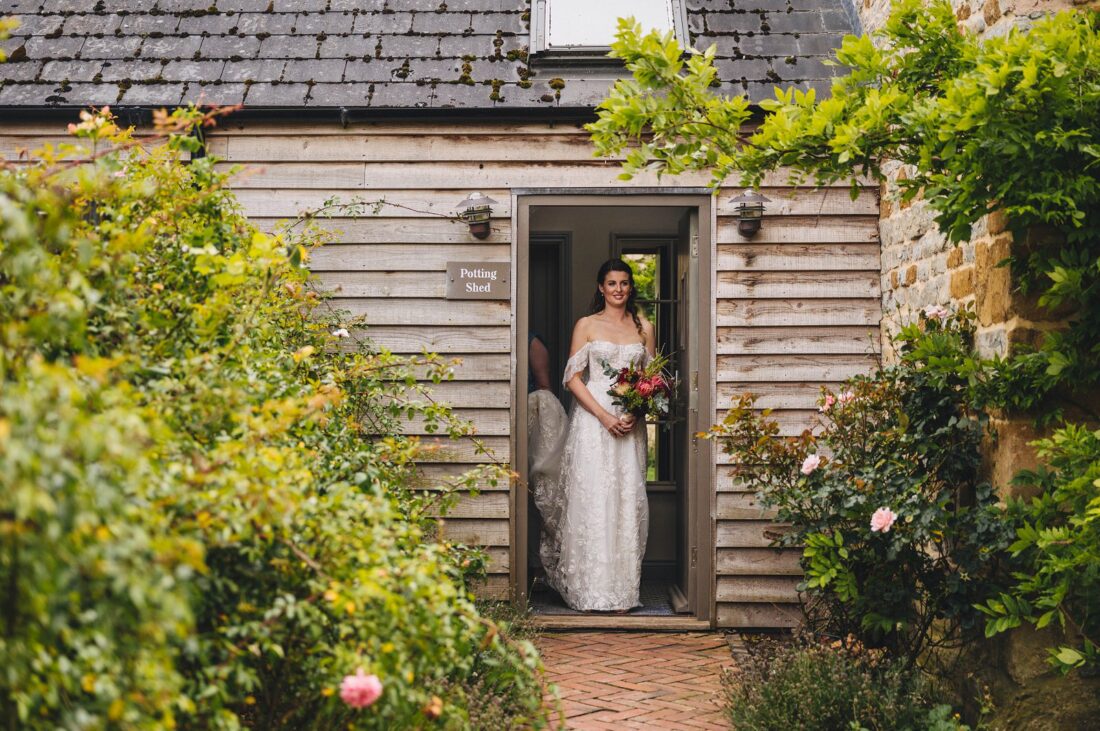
[
  {"xmin": 588, "ymin": 1, "xmax": 1100, "ymax": 673},
  {"xmin": 589, "ymin": 1, "xmax": 1100, "ymax": 410}
]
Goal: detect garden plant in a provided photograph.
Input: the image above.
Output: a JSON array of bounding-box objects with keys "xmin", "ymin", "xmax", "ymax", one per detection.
[
  {"xmin": 590, "ymin": 0, "xmax": 1100, "ymax": 679},
  {"xmin": 0, "ymin": 106, "xmax": 548, "ymax": 730}
]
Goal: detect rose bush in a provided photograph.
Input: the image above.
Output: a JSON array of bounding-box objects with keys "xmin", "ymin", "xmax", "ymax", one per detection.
[
  {"xmin": 705, "ymin": 309, "xmax": 1013, "ymax": 666},
  {"xmin": 0, "ymin": 107, "xmax": 548, "ymax": 729}
]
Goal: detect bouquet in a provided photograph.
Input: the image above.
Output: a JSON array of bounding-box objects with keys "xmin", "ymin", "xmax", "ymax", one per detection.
[{"xmin": 600, "ymin": 351, "xmax": 676, "ymax": 419}]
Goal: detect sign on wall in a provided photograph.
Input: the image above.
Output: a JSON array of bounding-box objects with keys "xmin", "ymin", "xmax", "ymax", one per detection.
[{"xmin": 445, "ymin": 262, "xmax": 509, "ymax": 300}]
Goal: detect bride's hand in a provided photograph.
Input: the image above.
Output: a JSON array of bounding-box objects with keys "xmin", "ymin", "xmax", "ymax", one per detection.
[
  {"xmin": 599, "ymin": 412, "xmax": 627, "ymax": 437},
  {"xmin": 620, "ymin": 413, "xmax": 637, "ymax": 432}
]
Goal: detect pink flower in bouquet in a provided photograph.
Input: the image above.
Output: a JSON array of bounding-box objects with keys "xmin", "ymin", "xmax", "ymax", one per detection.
[
  {"xmin": 819, "ymin": 394, "xmax": 836, "ymax": 413},
  {"xmin": 651, "ymin": 375, "xmax": 667, "ymax": 393},
  {"xmin": 800, "ymin": 454, "xmax": 822, "ymax": 475},
  {"xmin": 870, "ymin": 507, "xmax": 898, "ymax": 533},
  {"xmin": 636, "ymin": 379, "xmax": 656, "ymax": 398},
  {"xmin": 340, "ymin": 669, "xmax": 383, "ymax": 709}
]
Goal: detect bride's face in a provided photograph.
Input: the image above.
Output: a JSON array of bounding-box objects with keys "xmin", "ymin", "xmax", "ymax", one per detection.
[{"xmin": 599, "ymin": 271, "xmax": 632, "ymax": 307}]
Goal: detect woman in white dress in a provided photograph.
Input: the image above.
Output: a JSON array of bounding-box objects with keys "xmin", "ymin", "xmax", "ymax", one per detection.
[{"xmin": 543, "ymin": 258, "xmax": 655, "ymax": 612}]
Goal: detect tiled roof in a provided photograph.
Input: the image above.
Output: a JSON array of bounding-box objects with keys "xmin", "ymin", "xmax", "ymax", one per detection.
[{"xmin": 0, "ymin": 0, "xmax": 856, "ymax": 110}]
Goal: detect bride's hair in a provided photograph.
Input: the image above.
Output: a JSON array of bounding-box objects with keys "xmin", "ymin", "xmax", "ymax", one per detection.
[{"xmin": 589, "ymin": 258, "xmax": 643, "ymax": 336}]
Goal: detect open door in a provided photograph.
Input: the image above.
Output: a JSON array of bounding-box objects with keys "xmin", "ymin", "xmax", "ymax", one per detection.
[
  {"xmin": 518, "ymin": 196, "xmax": 713, "ymax": 626},
  {"xmin": 673, "ymin": 209, "xmax": 700, "ymax": 613}
]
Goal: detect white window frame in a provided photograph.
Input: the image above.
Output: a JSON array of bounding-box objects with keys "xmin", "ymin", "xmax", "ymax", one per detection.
[{"xmin": 530, "ymin": 0, "xmax": 690, "ymax": 57}]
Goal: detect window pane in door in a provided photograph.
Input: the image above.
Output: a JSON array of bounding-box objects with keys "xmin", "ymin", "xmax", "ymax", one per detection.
[{"xmin": 548, "ymin": 0, "xmax": 673, "ymax": 48}]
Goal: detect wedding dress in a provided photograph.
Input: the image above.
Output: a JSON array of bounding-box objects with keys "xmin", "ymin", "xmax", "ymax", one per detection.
[{"xmin": 542, "ymin": 340, "xmax": 650, "ymax": 611}]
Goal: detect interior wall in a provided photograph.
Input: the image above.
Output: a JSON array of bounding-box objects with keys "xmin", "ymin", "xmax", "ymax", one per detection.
[{"xmin": 531, "ymin": 206, "xmax": 688, "ymax": 328}]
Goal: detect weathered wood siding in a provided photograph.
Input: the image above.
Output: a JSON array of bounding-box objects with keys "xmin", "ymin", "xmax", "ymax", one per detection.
[
  {"xmin": 0, "ymin": 120, "xmax": 880, "ymax": 622},
  {"xmin": 714, "ymin": 185, "xmax": 880, "ymax": 627}
]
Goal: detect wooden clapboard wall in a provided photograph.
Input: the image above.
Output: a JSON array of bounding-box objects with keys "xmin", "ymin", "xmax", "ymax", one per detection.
[
  {"xmin": 0, "ymin": 120, "xmax": 881, "ymax": 623},
  {"xmin": 714, "ymin": 186, "xmax": 881, "ymax": 627},
  {"xmin": 205, "ymin": 120, "xmax": 882, "ymax": 621}
]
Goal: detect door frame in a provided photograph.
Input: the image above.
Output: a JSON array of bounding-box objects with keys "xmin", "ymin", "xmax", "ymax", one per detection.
[{"xmin": 512, "ymin": 189, "xmax": 717, "ymax": 625}]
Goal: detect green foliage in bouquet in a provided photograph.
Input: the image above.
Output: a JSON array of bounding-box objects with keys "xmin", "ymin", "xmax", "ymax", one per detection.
[
  {"xmin": 0, "ymin": 107, "xmax": 547, "ymax": 730},
  {"xmin": 704, "ymin": 310, "xmax": 1012, "ymax": 666},
  {"xmin": 600, "ymin": 350, "xmax": 675, "ymax": 417}
]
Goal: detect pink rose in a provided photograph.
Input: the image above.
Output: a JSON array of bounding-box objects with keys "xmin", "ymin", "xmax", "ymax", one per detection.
[
  {"xmin": 819, "ymin": 394, "xmax": 836, "ymax": 413},
  {"xmin": 870, "ymin": 507, "xmax": 898, "ymax": 533},
  {"xmin": 340, "ymin": 669, "xmax": 383, "ymax": 709},
  {"xmin": 636, "ymin": 379, "xmax": 655, "ymax": 398},
  {"xmin": 837, "ymin": 390, "xmax": 855, "ymax": 405},
  {"xmin": 923, "ymin": 304, "xmax": 949, "ymax": 321},
  {"xmin": 800, "ymin": 454, "xmax": 822, "ymax": 475}
]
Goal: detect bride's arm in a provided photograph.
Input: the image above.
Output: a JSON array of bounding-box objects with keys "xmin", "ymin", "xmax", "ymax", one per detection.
[{"xmin": 564, "ymin": 319, "xmax": 629, "ymax": 437}]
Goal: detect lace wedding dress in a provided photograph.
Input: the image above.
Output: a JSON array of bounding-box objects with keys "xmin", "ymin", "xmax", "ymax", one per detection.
[{"xmin": 542, "ymin": 340, "xmax": 650, "ymax": 611}]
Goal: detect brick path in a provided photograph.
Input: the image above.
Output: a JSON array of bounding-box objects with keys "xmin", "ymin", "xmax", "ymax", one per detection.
[{"xmin": 537, "ymin": 631, "xmax": 733, "ymax": 730}]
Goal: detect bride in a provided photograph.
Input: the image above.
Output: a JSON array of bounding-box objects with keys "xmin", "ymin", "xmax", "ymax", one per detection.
[{"xmin": 542, "ymin": 258, "xmax": 655, "ymax": 612}]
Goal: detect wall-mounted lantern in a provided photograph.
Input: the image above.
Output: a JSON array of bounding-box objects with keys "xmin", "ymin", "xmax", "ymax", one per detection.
[
  {"xmin": 456, "ymin": 192, "xmax": 498, "ymax": 239},
  {"xmin": 729, "ymin": 188, "xmax": 770, "ymax": 238}
]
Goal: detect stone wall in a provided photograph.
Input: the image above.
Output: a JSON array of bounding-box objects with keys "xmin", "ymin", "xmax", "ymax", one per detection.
[
  {"xmin": 861, "ymin": 2, "xmax": 1100, "ymax": 727},
  {"xmin": 869, "ymin": 0, "xmax": 1082, "ymax": 360}
]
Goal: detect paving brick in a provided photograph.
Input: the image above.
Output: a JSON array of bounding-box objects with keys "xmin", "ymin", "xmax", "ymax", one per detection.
[{"xmin": 537, "ymin": 632, "xmax": 735, "ymax": 730}]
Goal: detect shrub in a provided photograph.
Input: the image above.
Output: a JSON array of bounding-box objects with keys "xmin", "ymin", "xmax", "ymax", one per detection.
[
  {"xmin": 0, "ymin": 107, "xmax": 548, "ymax": 729},
  {"xmin": 978, "ymin": 424, "xmax": 1100, "ymax": 673},
  {"xmin": 706, "ymin": 310, "xmax": 1012, "ymax": 664},
  {"xmin": 721, "ymin": 637, "xmax": 968, "ymax": 731}
]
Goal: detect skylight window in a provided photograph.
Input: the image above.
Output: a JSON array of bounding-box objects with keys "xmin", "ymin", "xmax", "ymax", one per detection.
[{"xmin": 531, "ymin": 0, "xmax": 688, "ymax": 55}]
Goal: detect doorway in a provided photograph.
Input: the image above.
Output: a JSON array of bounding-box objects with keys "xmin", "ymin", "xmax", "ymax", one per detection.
[{"xmin": 514, "ymin": 194, "xmax": 715, "ymax": 626}]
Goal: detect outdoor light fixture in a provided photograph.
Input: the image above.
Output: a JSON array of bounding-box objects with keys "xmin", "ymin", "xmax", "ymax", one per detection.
[
  {"xmin": 457, "ymin": 192, "xmax": 498, "ymax": 239},
  {"xmin": 729, "ymin": 188, "xmax": 770, "ymax": 238}
]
